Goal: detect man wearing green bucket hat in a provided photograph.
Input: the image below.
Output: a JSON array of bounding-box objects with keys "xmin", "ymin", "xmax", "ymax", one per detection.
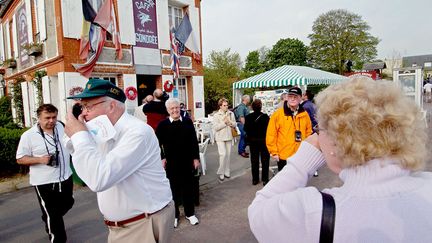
[{"xmin": 65, "ymin": 79, "xmax": 174, "ymax": 242}]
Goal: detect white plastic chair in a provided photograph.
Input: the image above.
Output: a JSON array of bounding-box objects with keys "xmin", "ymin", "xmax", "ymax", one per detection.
[{"xmin": 199, "ymin": 138, "xmax": 210, "ymax": 175}]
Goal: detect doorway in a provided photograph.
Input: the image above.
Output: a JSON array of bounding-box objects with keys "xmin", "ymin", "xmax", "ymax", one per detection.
[{"xmin": 136, "ymin": 75, "xmax": 157, "ymax": 105}]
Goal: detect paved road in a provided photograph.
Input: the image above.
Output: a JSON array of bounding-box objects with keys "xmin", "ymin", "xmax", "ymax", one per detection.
[{"xmin": 1, "ymin": 100, "xmax": 431, "ymax": 243}]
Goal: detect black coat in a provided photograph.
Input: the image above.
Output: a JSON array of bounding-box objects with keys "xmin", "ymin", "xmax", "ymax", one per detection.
[
  {"xmin": 244, "ymin": 111, "xmax": 270, "ymax": 143},
  {"xmin": 155, "ymin": 117, "xmax": 199, "ymax": 178}
]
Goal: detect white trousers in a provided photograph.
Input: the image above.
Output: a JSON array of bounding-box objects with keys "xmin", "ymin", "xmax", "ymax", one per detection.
[{"xmin": 216, "ymin": 140, "xmax": 232, "ymax": 177}]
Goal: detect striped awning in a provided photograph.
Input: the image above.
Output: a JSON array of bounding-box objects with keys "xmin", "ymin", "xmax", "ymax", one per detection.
[{"xmin": 233, "ymin": 65, "xmax": 348, "ymax": 89}]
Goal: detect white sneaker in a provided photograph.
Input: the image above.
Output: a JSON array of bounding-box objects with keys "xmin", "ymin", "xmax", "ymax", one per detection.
[
  {"xmin": 174, "ymin": 218, "xmax": 178, "ymax": 228},
  {"xmin": 219, "ymin": 174, "xmax": 224, "ymax": 181},
  {"xmin": 186, "ymin": 215, "xmax": 199, "ymax": 225}
]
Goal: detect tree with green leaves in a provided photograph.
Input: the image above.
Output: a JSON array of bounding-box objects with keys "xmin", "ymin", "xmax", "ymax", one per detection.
[
  {"xmin": 308, "ymin": 9, "xmax": 380, "ymax": 74},
  {"xmin": 204, "ymin": 49, "xmax": 242, "ymax": 115},
  {"xmin": 264, "ymin": 38, "xmax": 308, "ymax": 70}
]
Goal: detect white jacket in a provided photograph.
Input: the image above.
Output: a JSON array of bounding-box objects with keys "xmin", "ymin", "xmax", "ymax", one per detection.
[{"xmin": 212, "ymin": 109, "xmax": 236, "ymax": 142}]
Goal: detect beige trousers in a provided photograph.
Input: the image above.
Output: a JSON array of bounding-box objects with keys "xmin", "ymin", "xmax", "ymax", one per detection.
[
  {"xmin": 216, "ymin": 140, "xmax": 232, "ymax": 177},
  {"xmin": 107, "ymin": 201, "xmax": 175, "ymax": 243}
]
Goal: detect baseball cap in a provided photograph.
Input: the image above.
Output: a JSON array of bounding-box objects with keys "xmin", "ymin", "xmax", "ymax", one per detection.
[
  {"xmin": 67, "ymin": 79, "xmax": 126, "ymax": 103},
  {"xmin": 288, "ymin": 87, "xmax": 302, "ymax": 96}
]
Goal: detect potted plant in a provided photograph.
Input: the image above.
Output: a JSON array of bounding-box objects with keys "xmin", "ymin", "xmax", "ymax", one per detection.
[
  {"xmin": 3, "ymin": 58, "xmax": 17, "ymax": 68},
  {"xmin": 22, "ymin": 42, "xmax": 43, "ymax": 56}
]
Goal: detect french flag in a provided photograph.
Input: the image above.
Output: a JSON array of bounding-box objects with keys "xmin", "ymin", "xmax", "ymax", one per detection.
[{"xmin": 175, "ymin": 13, "xmax": 201, "ymax": 61}]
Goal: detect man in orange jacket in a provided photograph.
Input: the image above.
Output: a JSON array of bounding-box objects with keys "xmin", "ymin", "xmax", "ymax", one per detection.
[{"xmin": 266, "ymin": 87, "xmax": 312, "ymax": 171}]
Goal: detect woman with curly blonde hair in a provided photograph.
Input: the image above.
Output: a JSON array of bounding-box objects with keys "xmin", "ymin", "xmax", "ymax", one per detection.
[{"xmin": 248, "ymin": 77, "xmax": 432, "ymax": 243}]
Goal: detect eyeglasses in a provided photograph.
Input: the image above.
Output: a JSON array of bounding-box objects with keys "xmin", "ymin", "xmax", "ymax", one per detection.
[{"xmin": 82, "ymin": 100, "xmax": 107, "ymax": 112}]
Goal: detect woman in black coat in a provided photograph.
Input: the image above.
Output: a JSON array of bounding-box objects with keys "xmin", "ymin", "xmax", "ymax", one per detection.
[{"xmin": 244, "ymin": 99, "xmax": 270, "ymax": 185}]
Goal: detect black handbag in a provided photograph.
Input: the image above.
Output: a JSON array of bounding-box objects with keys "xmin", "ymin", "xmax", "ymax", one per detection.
[{"xmin": 319, "ymin": 192, "xmax": 336, "ymax": 243}]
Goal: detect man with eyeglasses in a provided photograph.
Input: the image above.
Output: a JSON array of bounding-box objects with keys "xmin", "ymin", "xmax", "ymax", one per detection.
[
  {"xmin": 16, "ymin": 104, "xmax": 74, "ymax": 243},
  {"xmin": 65, "ymin": 79, "xmax": 174, "ymax": 242},
  {"xmin": 266, "ymin": 87, "xmax": 312, "ymax": 171}
]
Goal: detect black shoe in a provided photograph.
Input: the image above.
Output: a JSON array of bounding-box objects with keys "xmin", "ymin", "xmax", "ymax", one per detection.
[
  {"xmin": 252, "ymin": 180, "xmax": 259, "ymax": 185},
  {"xmin": 263, "ymin": 181, "xmax": 268, "ymax": 186}
]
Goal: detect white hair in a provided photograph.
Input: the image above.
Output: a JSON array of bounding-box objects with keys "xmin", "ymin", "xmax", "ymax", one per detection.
[
  {"xmin": 165, "ymin": 98, "xmax": 180, "ymax": 109},
  {"xmin": 106, "ymin": 96, "xmax": 125, "ymax": 108},
  {"xmin": 242, "ymin": 95, "xmax": 250, "ymax": 101}
]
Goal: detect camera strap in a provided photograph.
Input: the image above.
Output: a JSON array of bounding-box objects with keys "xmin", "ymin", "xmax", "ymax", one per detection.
[{"xmin": 38, "ymin": 124, "xmax": 58, "ymax": 155}]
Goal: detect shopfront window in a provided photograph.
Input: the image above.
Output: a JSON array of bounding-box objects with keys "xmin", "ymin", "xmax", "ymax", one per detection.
[{"xmin": 174, "ymin": 77, "xmax": 187, "ymax": 107}]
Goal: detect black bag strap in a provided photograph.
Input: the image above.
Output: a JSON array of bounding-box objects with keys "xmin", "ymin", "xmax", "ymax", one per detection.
[{"xmin": 319, "ymin": 192, "xmax": 336, "ymax": 243}]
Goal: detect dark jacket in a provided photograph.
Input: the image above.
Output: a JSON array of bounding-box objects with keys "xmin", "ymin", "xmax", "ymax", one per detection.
[
  {"xmin": 143, "ymin": 101, "xmax": 169, "ymax": 130},
  {"xmin": 155, "ymin": 117, "xmax": 199, "ymax": 178},
  {"xmin": 244, "ymin": 111, "xmax": 269, "ymax": 143},
  {"xmin": 302, "ymin": 100, "xmax": 317, "ymax": 128}
]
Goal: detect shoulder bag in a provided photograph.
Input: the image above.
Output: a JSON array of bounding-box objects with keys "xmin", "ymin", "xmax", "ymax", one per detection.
[{"xmin": 319, "ymin": 192, "xmax": 336, "ymax": 243}]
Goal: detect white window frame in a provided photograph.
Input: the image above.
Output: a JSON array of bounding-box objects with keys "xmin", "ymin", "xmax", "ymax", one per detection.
[
  {"xmin": 168, "ymin": 5, "xmax": 183, "ymax": 30},
  {"xmin": 173, "ymin": 77, "xmax": 187, "ymax": 107},
  {"xmin": 90, "ymin": 76, "xmax": 118, "ymax": 86}
]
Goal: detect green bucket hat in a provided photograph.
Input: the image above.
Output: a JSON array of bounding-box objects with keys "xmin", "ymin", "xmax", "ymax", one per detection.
[{"xmin": 67, "ymin": 79, "xmax": 126, "ymax": 103}]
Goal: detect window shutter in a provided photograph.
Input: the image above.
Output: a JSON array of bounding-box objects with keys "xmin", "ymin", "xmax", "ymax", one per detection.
[
  {"xmin": 37, "ymin": 0, "xmax": 46, "ymax": 40},
  {"xmin": 12, "ymin": 15, "xmax": 18, "ymax": 59},
  {"xmin": 25, "ymin": 0, "xmax": 33, "ymax": 43}
]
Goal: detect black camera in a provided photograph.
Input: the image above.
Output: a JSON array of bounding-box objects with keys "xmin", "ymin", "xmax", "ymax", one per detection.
[
  {"xmin": 47, "ymin": 152, "xmax": 59, "ymax": 167},
  {"xmin": 72, "ymin": 103, "xmax": 82, "ymax": 119},
  {"xmin": 161, "ymin": 91, "xmax": 170, "ymax": 102},
  {"xmin": 295, "ymin": 130, "xmax": 302, "ymax": 142}
]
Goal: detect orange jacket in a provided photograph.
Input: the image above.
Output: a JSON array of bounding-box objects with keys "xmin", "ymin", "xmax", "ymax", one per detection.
[{"xmin": 266, "ymin": 104, "xmax": 312, "ymax": 160}]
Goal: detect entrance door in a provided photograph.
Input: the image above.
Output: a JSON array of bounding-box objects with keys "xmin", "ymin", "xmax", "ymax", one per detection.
[{"xmin": 136, "ymin": 75, "xmax": 157, "ymax": 105}]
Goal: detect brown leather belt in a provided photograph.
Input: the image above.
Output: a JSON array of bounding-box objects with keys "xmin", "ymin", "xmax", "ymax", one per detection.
[{"xmin": 104, "ymin": 203, "xmax": 170, "ymax": 227}]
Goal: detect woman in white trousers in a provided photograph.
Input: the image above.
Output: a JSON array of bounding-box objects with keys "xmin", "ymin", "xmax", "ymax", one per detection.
[{"xmin": 212, "ymin": 98, "xmax": 236, "ymax": 181}]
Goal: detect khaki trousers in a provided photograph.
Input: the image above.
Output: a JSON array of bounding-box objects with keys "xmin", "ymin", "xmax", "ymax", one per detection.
[
  {"xmin": 107, "ymin": 201, "xmax": 175, "ymax": 243},
  {"xmin": 216, "ymin": 140, "xmax": 232, "ymax": 177}
]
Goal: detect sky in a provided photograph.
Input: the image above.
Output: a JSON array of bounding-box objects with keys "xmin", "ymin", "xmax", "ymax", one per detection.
[{"xmin": 201, "ymin": 0, "xmax": 432, "ymax": 65}]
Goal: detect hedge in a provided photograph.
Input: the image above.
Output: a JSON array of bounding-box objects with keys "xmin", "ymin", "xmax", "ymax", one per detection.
[{"xmin": 0, "ymin": 127, "xmax": 27, "ymax": 176}]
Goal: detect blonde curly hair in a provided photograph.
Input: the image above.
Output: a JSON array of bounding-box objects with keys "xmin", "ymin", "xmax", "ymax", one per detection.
[{"xmin": 315, "ymin": 76, "xmax": 427, "ymax": 170}]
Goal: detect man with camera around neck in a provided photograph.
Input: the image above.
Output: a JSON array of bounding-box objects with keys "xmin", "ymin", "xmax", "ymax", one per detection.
[
  {"xmin": 65, "ymin": 79, "xmax": 174, "ymax": 242},
  {"xmin": 16, "ymin": 104, "xmax": 74, "ymax": 243},
  {"xmin": 266, "ymin": 87, "xmax": 312, "ymax": 171}
]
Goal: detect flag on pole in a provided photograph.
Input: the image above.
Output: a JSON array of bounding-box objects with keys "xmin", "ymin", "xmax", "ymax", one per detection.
[
  {"xmin": 93, "ymin": 0, "xmax": 122, "ymax": 60},
  {"xmin": 170, "ymin": 27, "xmax": 180, "ymax": 79},
  {"xmin": 175, "ymin": 13, "xmax": 201, "ymax": 61},
  {"xmin": 74, "ymin": 0, "xmax": 122, "ymax": 78}
]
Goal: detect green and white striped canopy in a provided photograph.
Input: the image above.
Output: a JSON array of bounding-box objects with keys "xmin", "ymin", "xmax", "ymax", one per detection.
[{"xmin": 233, "ymin": 65, "xmax": 348, "ymax": 89}]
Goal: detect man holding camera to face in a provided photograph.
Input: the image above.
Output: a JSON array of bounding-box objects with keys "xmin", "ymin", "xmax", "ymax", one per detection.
[
  {"xmin": 266, "ymin": 87, "xmax": 312, "ymax": 171},
  {"xmin": 16, "ymin": 104, "xmax": 74, "ymax": 243},
  {"xmin": 65, "ymin": 79, "xmax": 174, "ymax": 243}
]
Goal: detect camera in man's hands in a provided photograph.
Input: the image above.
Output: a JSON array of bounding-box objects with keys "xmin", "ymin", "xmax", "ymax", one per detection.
[
  {"xmin": 72, "ymin": 103, "xmax": 82, "ymax": 119},
  {"xmin": 47, "ymin": 151, "xmax": 59, "ymax": 167}
]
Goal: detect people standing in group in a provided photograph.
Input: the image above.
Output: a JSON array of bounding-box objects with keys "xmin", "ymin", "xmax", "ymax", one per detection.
[
  {"xmin": 143, "ymin": 89, "xmax": 169, "ymax": 130},
  {"xmin": 16, "ymin": 104, "xmax": 74, "ymax": 243},
  {"xmin": 65, "ymin": 79, "xmax": 174, "ymax": 243},
  {"xmin": 249, "ymin": 77, "xmax": 432, "ymax": 243},
  {"xmin": 156, "ymin": 98, "xmax": 200, "ymax": 228},
  {"xmin": 423, "ymin": 81, "xmax": 432, "ymax": 103},
  {"xmin": 266, "ymin": 87, "xmax": 312, "ymax": 171},
  {"xmin": 244, "ymin": 99, "xmax": 270, "ymax": 186},
  {"xmin": 133, "ymin": 94, "xmax": 153, "ymax": 122},
  {"xmin": 302, "ymin": 90, "xmax": 317, "ymax": 130},
  {"xmin": 212, "ymin": 98, "xmax": 237, "ymax": 181},
  {"xmin": 234, "ymin": 95, "xmax": 251, "ymax": 158}
]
